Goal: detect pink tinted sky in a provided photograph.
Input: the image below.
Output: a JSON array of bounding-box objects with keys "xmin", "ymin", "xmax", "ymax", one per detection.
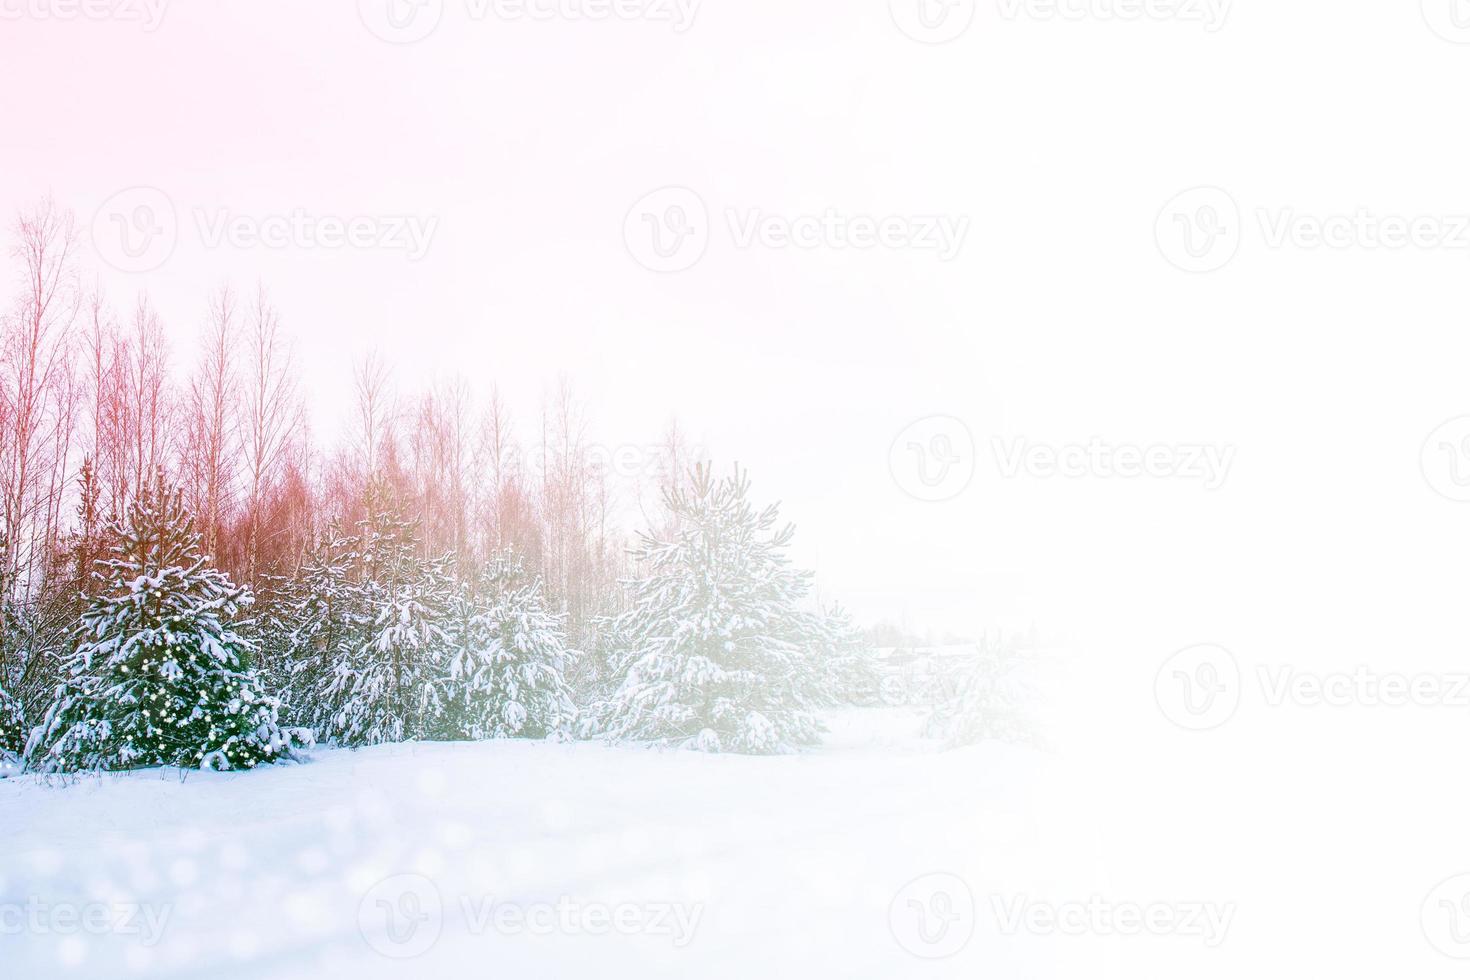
[{"xmin": 0, "ymin": 0, "xmax": 1222, "ymax": 638}]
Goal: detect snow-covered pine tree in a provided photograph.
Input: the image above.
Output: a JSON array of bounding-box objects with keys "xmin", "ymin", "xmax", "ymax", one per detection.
[
  {"xmin": 587, "ymin": 464, "xmax": 824, "ymax": 754},
  {"xmin": 248, "ymin": 573, "xmax": 294, "ymax": 718},
  {"xmin": 26, "ymin": 482, "xmax": 309, "ymax": 773},
  {"xmin": 432, "ymin": 566, "xmax": 577, "ymax": 741},
  {"xmin": 0, "ymin": 681, "xmax": 24, "ymax": 765},
  {"xmin": 0, "ymin": 559, "xmax": 23, "ymax": 763},
  {"xmin": 570, "ymin": 605, "xmax": 633, "ymax": 714},
  {"xmin": 316, "ymin": 484, "xmax": 450, "ymax": 746},
  {"xmin": 0, "ymin": 537, "xmax": 29, "ymax": 763},
  {"xmin": 1, "ymin": 475, "xmax": 111, "ymax": 765},
  {"xmin": 265, "ymin": 524, "xmax": 369, "ymax": 733},
  {"xmin": 808, "ymin": 603, "xmax": 882, "ymax": 707},
  {"xmin": 924, "ymin": 631, "xmax": 1042, "ymax": 747}
]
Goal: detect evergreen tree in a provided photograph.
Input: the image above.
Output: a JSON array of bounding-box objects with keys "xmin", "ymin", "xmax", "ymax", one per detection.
[
  {"xmin": 266, "ymin": 524, "xmax": 369, "ymax": 732},
  {"xmin": 432, "ymin": 566, "xmax": 577, "ymax": 741},
  {"xmin": 925, "ymin": 631, "xmax": 1042, "ymax": 747},
  {"xmin": 27, "ymin": 483, "xmax": 309, "ymax": 773},
  {"xmin": 586, "ymin": 464, "xmax": 824, "ymax": 754},
  {"xmin": 808, "ymin": 603, "xmax": 882, "ymax": 706},
  {"xmin": 1, "ymin": 584, "xmax": 81, "ymax": 762},
  {"xmin": 0, "ymin": 537, "xmax": 31, "ymax": 761},
  {"xmin": 317, "ymin": 485, "xmax": 450, "ymax": 746},
  {"xmin": 569, "ymin": 605, "xmax": 632, "ymax": 715},
  {"xmin": 0, "ymin": 562, "xmax": 25, "ymax": 762},
  {"xmin": 1, "ymin": 481, "xmax": 111, "ymax": 762},
  {"xmin": 0, "ymin": 680, "xmax": 24, "ymax": 764}
]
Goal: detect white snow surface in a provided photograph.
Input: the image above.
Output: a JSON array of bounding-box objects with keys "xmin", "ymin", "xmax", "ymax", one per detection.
[{"xmin": 1, "ymin": 708, "xmax": 1054, "ymax": 979}]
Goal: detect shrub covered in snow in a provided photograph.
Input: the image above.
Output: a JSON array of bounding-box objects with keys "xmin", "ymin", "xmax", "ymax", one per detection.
[{"xmin": 26, "ymin": 483, "xmax": 309, "ymax": 773}]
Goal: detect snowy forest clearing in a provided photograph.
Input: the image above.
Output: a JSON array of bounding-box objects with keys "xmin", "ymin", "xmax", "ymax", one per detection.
[{"xmin": 1, "ymin": 707, "xmax": 1049, "ymax": 979}]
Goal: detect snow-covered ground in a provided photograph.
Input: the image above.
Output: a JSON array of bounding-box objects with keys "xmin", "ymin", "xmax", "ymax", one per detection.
[{"xmin": 0, "ymin": 708, "xmax": 1061, "ymax": 980}]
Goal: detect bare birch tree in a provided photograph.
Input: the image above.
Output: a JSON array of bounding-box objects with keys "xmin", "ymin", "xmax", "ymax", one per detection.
[
  {"xmin": 241, "ymin": 286, "xmax": 303, "ymax": 584},
  {"xmin": 182, "ymin": 285, "xmax": 240, "ymax": 563}
]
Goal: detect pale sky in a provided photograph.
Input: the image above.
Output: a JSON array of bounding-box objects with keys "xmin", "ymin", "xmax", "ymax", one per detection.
[
  {"xmin": 0, "ymin": 2, "xmax": 1018, "ymax": 636},
  {"xmin": 8, "ymin": 2, "xmax": 1462, "ymax": 644}
]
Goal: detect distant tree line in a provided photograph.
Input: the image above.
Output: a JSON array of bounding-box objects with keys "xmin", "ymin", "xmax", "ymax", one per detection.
[{"xmin": 0, "ymin": 198, "xmax": 877, "ymax": 769}]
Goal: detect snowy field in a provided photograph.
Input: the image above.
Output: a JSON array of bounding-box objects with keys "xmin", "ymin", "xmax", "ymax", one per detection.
[{"xmin": 1, "ymin": 708, "xmax": 1061, "ymax": 979}]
